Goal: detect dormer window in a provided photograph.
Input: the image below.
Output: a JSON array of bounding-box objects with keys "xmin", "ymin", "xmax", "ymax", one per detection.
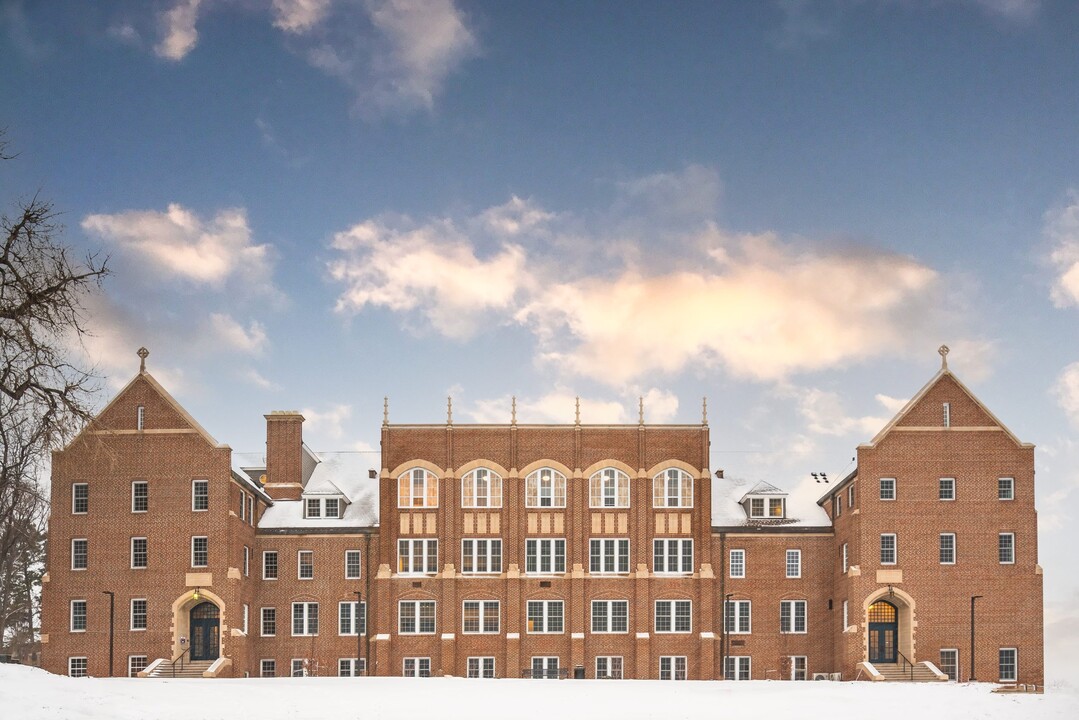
[
  {"xmin": 748, "ymin": 496, "xmax": 785, "ymax": 519},
  {"xmin": 769, "ymin": 498, "xmax": 785, "ymax": 517},
  {"xmin": 750, "ymin": 498, "xmax": 765, "ymax": 517},
  {"xmin": 303, "ymin": 497, "xmax": 343, "ymax": 519},
  {"xmin": 306, "ymin": 498, "xmax": 321, "ymax": 518},
  {"xmin": 325, "ymin": 498, "xmax": 340, "ymax": 519}
]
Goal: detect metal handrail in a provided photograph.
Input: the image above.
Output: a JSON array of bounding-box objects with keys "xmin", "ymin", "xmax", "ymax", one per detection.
[
  {"xmin": 169, "ymin": 647, "xmax": 190, "ymax": 678},
  {"xmin": 896, "ymin": 650, "xmax": 914, "ymax": 681}
]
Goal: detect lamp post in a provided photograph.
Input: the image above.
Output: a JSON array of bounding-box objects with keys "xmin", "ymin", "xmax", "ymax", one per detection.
[
  {"xmin": 102, "ymin": 591, "xmax": 115, "ymax": 677},
  {"xmin": 353, "ymin": 591, "xmax": 363, "ymax": 676},
  {"xmin": 723, "ymin": 592, "xmax": 734, "ymax": 679},
  {"xmin": 970, "ymin": 595, "xmax": 983, "ymax": 681}
]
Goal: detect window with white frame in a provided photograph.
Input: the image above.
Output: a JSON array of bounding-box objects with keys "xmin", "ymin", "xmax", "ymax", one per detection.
[
  {"xmin": 243, "ymin": 604, "xmax": 249, "ymax": 635},
  {"xmin": 750, "ymin": 497, "xmax": 765, "ymax": 517},
  {"xmin": 653, "ymin": 538, "xmax": 693, "ymax": 574},
  {"xmin": 999, "ymin": 648, "xmax": 1017, "ymax": 682},
  {"xmin": 653, "ymin": 468, "xmax": 693, "ymax": 508},
  {"xmin": 880, "ymin": 478, "xmax": 896, "ymax": 501},
  {"xmin": 339, "ymin": 601, "xmax": 366, "ymax": 636},
  {"xmin": 730, "ymin": 548, "xmax": 746, "ymax": 578},
  {"xmin": 398, "ymin": 539, "xmax": 438, "ymax": 574},
  {"xmin": 590, "ymin": 538, "xmax": 629, "ymax": 574},
  {"xmin": 880, "ymin": 534, "xmax": 897, "ymax": 565},
  {"xmin": 786, "ymin": 549, "xmax": 801, "ymax": 578},
  {"xmin": 260, "ymin": 659, "xmax": 276, "ymax": 677},
  {"xmin": 525, "ymin": 538, "xmax": 565, "ymax": 574},
  {"xmin": 462, "ymin": 468, "xmax": 502, "ymax": 508},
  {"xmin": 462, "ymin": 600, "xmax": 499, "ymax": 634},
  {"xmin": 72, "ymin": 483, "xmax": 88, "ymax": 514},
  {"xmin": 530, "ymin": 656, "xmax": 559, "ymax": 679},
  {"xmin": 940, "ymin": 533, "xmax": 956, "ymax": 565},
  {"xmin": 248, "ymin": 495, "xmax": 255, "ymax": 524},
  {"xmin": 243, "ymin": 546, "xmax": 250, "ymax": 576},
  {"xmin": 842, "ymin": 600, "xmax": 849, "ymax": 630},
  {"xmin": 398, "ymin": 468, "xmax": 438, "ymax": 508},
  {"xmin": 131, "ymin": 537, "xmax": 147, "ymax": 569},
  {"xmin": 939, "ymin": 477, "xmax": 955, "ymax": 501},
  {"xmin": 339, "ymin": 658, "xmax": 366, "ymax": 677},
  {"xmin": 305, "ymin": 497, "xmax": 320, "ymax": 518},
  {"xmin": 769, "ymin": 498, "xmax": 785, "ymax": 517},
  {"xmin": 263, "ymin": 550, "xmax": 278, "ymax": 580},
  {"xmin": 462, "ymin": 539, "xmax": 502, "ymax": 574},
  {"xmin": 999, "ymin": 477, "xmax": 1014, "ymax": 501},
  {"xmin": 291, "ymin": 659, "xmax": 306, "ymax": 677},
  {"xmin": 192, "ymin": 480, "xmax": 209, "ymax": 511},
  {"xmin": 191, "ymin": 536, "xmax": 208, "ymax": 568},
  {"xmin": 725, "ymin": 656, "xmax": 751, "ymax": 680},
  {"xmin": 848, "ymin": 483, "xmax": 856, "ymax": 508},
  {"xmin": 999, "ymin": 533, "xmax": 1015, "ymax": 564},
  {"xmin": 71, "ymin": 538, "xmax": 87, "ymax": 570},
  {"xmin": 748, "ymin": 496, "xmax": 785, "ymax": 518},
  {"xmin": 128, "ymin": 655, "xmax": 148, "ymax": 677},
  {"xmin": 298, "ymin": 550, "xmax": 314, "ymax": 579},
  {"xmin": 596, "ymin": 656, "xmax": 623, "ymax": 679},
  {"xmin": 780, "ymin": 600, "xmax": 807, "ymax": 633},
  {"xmin": 324, "ymin": 498, "xmax": 340, "ymax": 518},
  {"xmin": 943, "ymin": 402, "xmax": 951, "ymax": 427},
  {"xmin": 240, "ymin": 492, "xmax": 246, "ymax": 521},
  {"xmin": 655, "ymin": 600, "xmax": 692, "ymax": 633},
  {"xmin": 940, "ymin": 649, "xmax": 958, "ymax": 681},
  {"xmin": 725, "ymin": 599, "xmax": 751, "ymax": 634},
  {"xmin": 526, "ymin": 600, "xmax": 564, "ymax": 633},
  {"xmin": 68, "ymin": 657, "xmax": 88, "ymax": 677},
  {"xmin": 131, "ymin": 481, "xmax": 148, "ymax": 513},
  {"xmin": 660, "ymin": 656, "xmax": 687, "ymax": 680},
  {"xmin": 834, "ymin": 495, "xmax": 842, "ymax": 518},
  {"xmin": 591, "ymin": 600, "xmax": 629, "ymax": 633},
  {"xmin": 841, "ymin": 543, "xmax": 848, "ymax": 573},
  {"xmin": 136, "ymin": 405, "xmax": 145, "ymax": 431},
  {"xmin": 291, "ymin": 602, "xmax": 318, "ymax": 636},
  {"xmin": 399, "ymin": 600, "xmax": 436, "ymax": 634},
  {"xmin": 403, "ymin": 657, "xmax": 431, "ymax": 677},
  {"xmin": 525, "ymin": 468, "xmax": 567, "ymax": 508},
  {"xmin": 70, "ymin": 600, "xmax": 87, "ymax": 632},
  {"xmin": 789, "ymin": 656, "xmax": 807, "ymax": 680},
  {"xmin": 589, "ymin": 467, "xmax": 630, "ymax": 508},
  {"xmin": 467, "ymin": 657, "xmax": 496, "ymax": 678},
  {"xmin": 261, "ymin": 607, "xmax": 276, "ymax": 636},
  {"xmin": 345, "ymin": 550, "xmax": 362, "ymax": 579},
  {"xmin": 130, "ymin": 599, "xmax": 147, "ymax": 631}
]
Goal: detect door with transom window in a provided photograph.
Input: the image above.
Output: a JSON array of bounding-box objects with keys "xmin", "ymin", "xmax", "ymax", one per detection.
[
  {"xmin": 868, "ymin": 600, "xmax": 898, "ymax": 664},
  {"xmin": 189, "ymin": 602, "xmax": 220, "ymax": 661}
]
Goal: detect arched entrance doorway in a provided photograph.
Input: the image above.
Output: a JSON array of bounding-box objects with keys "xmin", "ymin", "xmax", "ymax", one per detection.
[
  {"xmin": 868, "ymin": 600, "xmax": 898, "ymax": 663},
  {"xmin": 189, "ymin": 602, "xmax": 220, "ymax": 661}
]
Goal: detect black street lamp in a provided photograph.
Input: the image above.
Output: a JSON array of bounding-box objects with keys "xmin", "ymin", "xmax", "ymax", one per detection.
[
  {"xmin": 970, "ymin": 595, "xmax": 983, "ymax": 681},
  {"xmin": 353, "ymin": 591, "xmax": 363, "ymax": 676},
  {"xmin": 102, "ymin": 591, "xmax": 115, "ymax": 677}
]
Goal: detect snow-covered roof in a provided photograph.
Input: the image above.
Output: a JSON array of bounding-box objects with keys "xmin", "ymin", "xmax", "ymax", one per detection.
[
  {"xmin": 712, "ymin": 475, "xmax": 831, "ymax": 529},
  {"xmin": 738, "ymin": 480, "xmax": 787, "ymax": 501}
]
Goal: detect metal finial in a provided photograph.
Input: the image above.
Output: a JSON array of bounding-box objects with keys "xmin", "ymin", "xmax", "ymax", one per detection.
[
  {"xmin": 447, "ymin": 396, "xmax": 453, "ymax": 425},
  {"xmin": 511, "ymin": 396, "xmax": 517, "ymax": 425},
  {"xmin": 383, "ymin": 397, "xmax": 389, "ymax": 426},
  {"xmin": 702, "ymin": 397, "xmax": 708, "ymax": 426},
  {"xmin": 137, "ymin": 347, "xmax": 149, "ymax": 373},
  {"xmin": 639, "ymin": 396, "xmax": 644, "ymax": 425},
  {"xmin": 575, "ymin": 396, "xmax": 581, "ymax": 425},
  {"xmin": 938, "ymin": 344, "xmax": 950, "ymax": 370}
]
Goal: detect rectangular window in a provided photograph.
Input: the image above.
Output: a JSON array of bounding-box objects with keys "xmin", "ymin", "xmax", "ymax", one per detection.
[
  {"xmin": 769, "ymin": 498, "xmax": 785, "ymax": 517},
  {"xmin": 403, "ymin": 657, "xmax": 431, "ymax": 677},
  {"xmin": 130, "ymin": 599, "xmax": 147, "ymax": 631},
  {"xmin": 940, "ymin": 649, "xmax": 958, "ymax": 681},
  {"xmin": 724, "ymin": 656, "xmax": 751, "ymax": 681},
  {"xmin": 72, "ymin": 483, "xmax": 88, "ymax": 514},
  {"xmin": 943, "ymin": 402, "xmax": 951, "ymax": 427},
  {"xmin": 842, "ymin": 600, "xmax": 849, "ymax": 630},
  {"xmin": 654, "ymin": 600, "xmax": 692, "ymax": 633},
  {"xmin": 71, "ymin": 538, "xmax": 88, "ymax": 570},
  {"xmin": 591, "ymin": 600, "xmax": 629, "ymax": 634},
  {"xmin": 192, "ymin": 479, "xmax": 209, "ymax": 511},
  {"xmin": 466, "ymin": 657, "xmax": 496, "ymax": 678},
  {"xmin": 999, "ymin": 477, "xmax": 1014, "ymax": 501},
  {"xmin": 786, "ymin": 549, "xmax": 801, "ymax": 578},
  {"xmin": 999, "ymin": 533, "xmax": 1015, "ymax": 564},
  {"xmin": 240, "ymin": 492, "xmax": 246, "ymax": 521},
  {"xmin": 128, "ymin": 655, "xmax": 148, "ymax": 677},
  {"xmin": 595, "ymin": 656, "xmax": 623, "ymax": 679},
  {"xmin": 880, "ymin": 533, "xmax": 897, "ymax": 565},
  {"xmin": 131, "ymin": 481, "xmax": 148, "ymax": 513},
  {"xmin": 261, "ymin": 607, "xmax": 276, "ymax": 637},
  {"xmin": 462, "ymin": 600, "xmax": 499, "ymax": 634},
  {"xmin": 461, "ymin": 539, "xmax": 502, "ymax": 574},
  {"xmin": 305, "ymin": 498, "xmax": 320, "ymax": 518},
  {"xmin": 291, "ymin": 602, "xmax": 318, "ymax": 636},
  {"xmin": 526, "ymin": 600, "xmax": 564, "ymax": 634},
  {"xmin": 136, "ymin": 405, "xmax": 145, "ymax": 431},
  {"xmin": 848, "ymin": 483, "xmax": 856, "ymax": 508},
  {"xmin": 780, "ymin": 600, "xmax": 807, "ymax": 634},
  {"xmin": 131, "ymin": 537, "xmax": 148, "ymax": 569},
  {"xmin": 724, "ymin": 599, "xmax": 751, "ymax": 634},
  {"xmin": 339, "ymin": 601, "xmax": 367, "ymax": 636},
  {"xmin": 530, "ymin": 656, "xmax": 559, "ymax": 679},
  {"xmin": 729, "ymin": 549, "xmax": 745, "ymax": 578},
  {"xmin": 659, "ymin": 656, "xmax": 687, "ymax": 680},
  {"xmin": 70, "ymin": 599, "xmax": 87, "ymax": 632},
  {"xmin": 297, "ymin": 550, "xmax": 314, "ymax": 579},
  {"xmin": 263, "ymin": 550, "xmax": 278, "ymax": 580},
  {"xmin": 833, "ymin": 495, "xmax": 842, "ymax": 518},
  {"xmin": 789, "ymin": 656, "xmax": 807, "ymax": 680},
  {"xmin": 325, "ymin": 498, "xmax": 340, "ymax": 519},
  {"xmin": 750, "ymin": 497, "xmax": 765, "ymax": 517},
  {"xmin": 68, "ymin": 657, "xmax": 88, "ymax": 677},
  {"xmin": 940, "ymin": 533, "xmax": 956, "ymax": 565},
  {"xmin": 841, "ymin": 543, "xmax": 849, "ymax": 573},
  {"xmin": 653, "ymin": 538, "xmax": 693, "ymax": 574},
  {"xmin": 589, "ymin": 538, "xmax": 630, "ymax": 574},
  {"xmin": 398, "ymin": 539, "xmax": 438, "ymax": 575},
  {"xmin": 524, "ymin": 538, "xmax": 566, "ymax": 574},
  {"xmin": 260, "ymin": 659, "xmax": 276, "ymax": 678},
  {"xmin": 291, "ymin": 659, "xmax": 306, "ymax": 677},
  {"xmin": 345, "ymin": 550, "xmax": 362, "ymax": 579},
  {"xmin": 880, "ymin": 478, "xmax": 896, "ymax": 501},
  {"xmin": 248, "ymin": 495, "xmax": 255, "ymax": 525},
  {"xmin": 939, "ymin": 477, "xmax": 955, "ymax": 501},
  {"xmin": 999, "ymin": 648, "xmax": 1017, "ymax": 682},
  {"xmin": 191, "ymin": 536, "xmax": 208, "ymax": 568},
  {"xmin": 243, "ymin": 546, "xmax": 250, "ymax": 577},
  {"xmin": 243, "ymin": 604, "xmax": 249, "ymax": 635},
  {"xmin": 339, "ymin": 658, "xmax": 365, "ymax": 677},
  {"xmin": 399, "ymin": 600, "xmax": 436, "ymax": 635}
]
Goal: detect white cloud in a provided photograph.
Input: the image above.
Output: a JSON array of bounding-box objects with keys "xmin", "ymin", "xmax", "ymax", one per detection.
[
  {"xmin": 874, "ymin": 394, "xmax": 909, "ymax": 415},
  {"xmin": 207, "ymin": 314, "xmax": 268, "ymax": 355},
  {"xmin": 82, "ymin": 203, "xmax": 274, "ymax": 288},
  {"xmin": 107, "ymin": 22, "xmax": 142, "ymax": 47},
  {"xmin": 242, "ymin": 368, "xmax": 280, "ymax": 390},
  {"xmin": 155, "ymin": 0, "xmax": 202, "ymax": 61},
  {"xmin": 300, "ymin": 403, "xmax": 353, "ymax": 440},
  {"xmin": 466, "ymin": 391, "xmax": 627, "ymax": 425},
  {"xmin": 1048, "ymin": 191, "xmax": 1079, "ymax": 308},
  {"xmin": 479, "ymin": 196, "xmax": 556, "ymax": 238},
  {"xmin": 641, "ymin": 388, "xmax": 679, "ymax": 423},
  {"xmin": 792, "ymin": 387, "xmax": 888, "ymax": 438},
  {"xmin": 272, "ymin": 0, "xmax": 333, "ymax": 33},
  {"xmin": 1054, "ymin": 362, "xmax": 1079, "ymax": 429}
]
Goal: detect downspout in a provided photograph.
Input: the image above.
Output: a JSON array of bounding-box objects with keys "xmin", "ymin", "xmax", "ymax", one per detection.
[
  {"xmin": 364, "ymin": 532, "xmax": 372, "ymax": 674},
  {"xmin": 719, "ymin": 530, "xmax": 726, "ymax": 679}
]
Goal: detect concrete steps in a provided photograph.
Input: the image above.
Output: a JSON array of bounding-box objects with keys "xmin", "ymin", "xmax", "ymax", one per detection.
[
  {"xmin": 874, "ymin": 662, "xmax": 945, "ymax": 682},
  {"xmin": 147, "ymin": 660, "xmax": 214, "ymax": 678}
]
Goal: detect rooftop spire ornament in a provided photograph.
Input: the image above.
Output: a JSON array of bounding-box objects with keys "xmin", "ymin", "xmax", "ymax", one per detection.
[
  {"xmin": 639, "ymin": 396, "xmax": 645, "ymax": 425},
  {"xmin": 702, "ymin": 397, "xmax": 708, "ymax": 426},
  {"xmin": 939, "ymin": 344, "xmax": 950, "ymax": 370},
  {"xmin": 383, "ymin": 397, "xmax": 389, "ymax": 426},
  {"xmin": 511, "ymin": 396, "xmax": 517, "ymax": 425},
  {"xmin": 447, "ymin": 396, "xmax": 453, "ymax": 425},
  {"xmin": 575, "ymin": 396, "xmax": 581, "ymax": 426},
  {"xmin": 137, "ymin": 347, "xmax": 149, "ymax": 373}
]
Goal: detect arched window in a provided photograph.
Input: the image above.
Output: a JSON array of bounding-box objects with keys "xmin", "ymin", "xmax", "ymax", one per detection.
[
  {"xmin": 525, "ymin": 468, "xmax": 566, "ymax": 508},
  {"xmin": 398, "ymin": 468, "xmax": 438, "ymax": 508},
  {"xmin": 589, "ymin": 468, "xmax": 630, "ymax": 508},
  {"xmin": 462, "ymin": 468, "xmax": 502, "ymax": 509},
  {"xmin": 653, "ymin": 468, "xmax": 693, "ymax": 508}
]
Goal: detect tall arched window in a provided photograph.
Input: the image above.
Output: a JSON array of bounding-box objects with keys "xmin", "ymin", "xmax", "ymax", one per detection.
[
  {"xmin": 589, "ymin": 468, "xmax": 630, "ymax": 508},
  {"xmin": 653, "ymin": 468, "xmax": 693, "ymax": 508},
  {"xmin": 462, "ymin": 468, "xmax": 503, "ymax": 509},
  {"xmin": 398, "ymin": 468, "xmax": 438, "ymax": 508},
  {"xmin": 525, "ymin": 468, "xmax": 566, "ymax": 508}
]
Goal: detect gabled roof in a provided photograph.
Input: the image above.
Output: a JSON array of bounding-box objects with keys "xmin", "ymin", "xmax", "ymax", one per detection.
[{"xmin": 739, "ymin": 480, "xmax": 787, "ymax": 501}]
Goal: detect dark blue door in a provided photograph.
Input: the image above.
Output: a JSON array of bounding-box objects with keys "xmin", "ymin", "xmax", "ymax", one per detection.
[
  {"xmin": 189, "ymin": 602, "xmax": 220, "ymax": 661},
  {"xmin": 868, "ymin": 600, "xmax": 898, "ymax": 663}
]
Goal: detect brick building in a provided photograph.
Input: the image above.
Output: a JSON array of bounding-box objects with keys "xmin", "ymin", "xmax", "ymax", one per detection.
[{"xmin": 39, "ymin": 348, "xmax": 1043, "ymax": 684}]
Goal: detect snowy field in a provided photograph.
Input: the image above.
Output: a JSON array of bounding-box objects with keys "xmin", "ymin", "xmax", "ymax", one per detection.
[{"xmin": 2, "ymin": 665, "xmax": 1078, "ymax": 720}]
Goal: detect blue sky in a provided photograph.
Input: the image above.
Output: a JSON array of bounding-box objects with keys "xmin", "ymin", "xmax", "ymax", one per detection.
[{"xmin": 3, "ymin": 0, "xmax": 1079, "ymax": 679}]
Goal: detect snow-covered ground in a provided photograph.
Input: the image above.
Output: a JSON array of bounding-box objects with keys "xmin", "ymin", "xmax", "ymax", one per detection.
[{"xmin": 2, "ymin": 664, "xmax": 1078, "ymax": 720}]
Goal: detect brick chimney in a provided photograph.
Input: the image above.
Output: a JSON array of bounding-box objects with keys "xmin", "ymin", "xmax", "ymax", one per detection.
[{"xmin": 265, "ymin": 411, "xmax": 304, "ymax": 501}]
